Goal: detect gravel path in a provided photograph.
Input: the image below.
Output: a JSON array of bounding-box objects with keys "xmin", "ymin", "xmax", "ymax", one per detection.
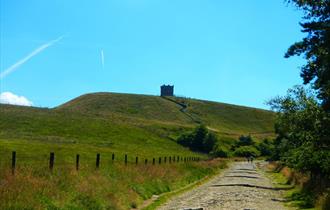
[{"xmin": 158, "ymin": 161, "xmax": 289, "ymax": 210}]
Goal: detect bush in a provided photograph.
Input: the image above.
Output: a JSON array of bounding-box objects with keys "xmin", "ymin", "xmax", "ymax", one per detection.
[
  {"xmin": 210, "ymin": 145, "xmax": 229, "ymax": 158},
  {"xmin": 177, "ymin": 125, "xmax": 217, "ymax": 153},
  {"xmin": 257, "ymin": 139, "xmax": 274, "ymax": 156},
  {"xmin": 237, "ymin": 135, "xmax": 254, "ymax": 146},
  {"xmin": 234, "ymin": 146, "xmax": 260, "ymax": 157},
  {"xmin": 177, "ymin": 133, "xmax": 194, "ymax": 148},
  {"xmin": 203, "ymin": 133, "xmax": 217, "ymax": 153}
]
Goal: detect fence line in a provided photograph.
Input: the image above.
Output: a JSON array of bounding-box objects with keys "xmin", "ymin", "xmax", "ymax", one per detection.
[{"xmin": 7, "ymin": 151, "xmax": 202, "ymax": 175}]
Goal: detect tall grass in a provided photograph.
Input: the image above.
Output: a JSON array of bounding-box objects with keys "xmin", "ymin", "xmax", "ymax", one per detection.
[{"xmin": 0, "ymin": 158, "xmax": 226, "ymax": 210}]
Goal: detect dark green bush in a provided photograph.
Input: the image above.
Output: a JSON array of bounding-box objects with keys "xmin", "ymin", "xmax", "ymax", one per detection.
[
  {"xmin": 210, "ymin": 145, "xmax": 229, "ymax": 158},
  {"xmin": 257, "ymin": 139, "xmax": 274, "ymax": 156},
  {"xmin": 234, "ymin": 146, "xmax": 260, "ymax": 157},
  {"xmin": 177, "ymin": 125, "xmax": 217, "ymax": 153}
]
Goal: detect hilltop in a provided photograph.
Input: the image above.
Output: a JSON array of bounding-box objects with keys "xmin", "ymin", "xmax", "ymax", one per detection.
[{"xmin": 57, "ymin": 92, "xmax": 275, "ymax": 137}]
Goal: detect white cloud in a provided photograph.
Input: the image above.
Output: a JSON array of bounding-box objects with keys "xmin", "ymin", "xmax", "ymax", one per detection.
[
  {"xmin": 0, "ymin": 92, "xmax": 33, "ymax": 106},
  {"xmin": 0, "ymin": 35, "xmax": 65, "ymax": 79}
]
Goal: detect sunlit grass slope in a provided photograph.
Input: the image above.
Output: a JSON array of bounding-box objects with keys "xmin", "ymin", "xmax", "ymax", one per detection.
[
  {"xmin": 57, "ymin": 92, "xmax": 275, "ymax": 139},
  {"xmin": 0, "ymin": 92, "xmax": 275, "ymax": 157},
  {"xmin": 0, "ymin": 104, "xmax": 196, "ymax": 160},
  {"xmin": 58, "ymin": 92, "xmax": 192, "ymax": 123},
  {"xmin": 0, "ymin": 92, "xmax": 274, "ymax": 209}
]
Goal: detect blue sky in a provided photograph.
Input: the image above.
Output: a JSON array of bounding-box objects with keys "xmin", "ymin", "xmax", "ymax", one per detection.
[{"xmin": 0, "ymin": 0, "xmax": 304, "ymax": 109}]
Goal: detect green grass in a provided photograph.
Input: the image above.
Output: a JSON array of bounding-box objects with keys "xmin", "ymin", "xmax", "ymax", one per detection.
[
  {"xmin": 57, "ymin": 92, "xmax": 275, "ymax": 136},
  {"xmin": 0, "ymin": 92, "xmax": 275, "ymax": 161},
  {"xmin": 263, "ymin": 165, "xmax": 319, "ymax": 210},
  {"xmin": 0, "ymin": 92, "xmax": 275, "ymax": 209}
]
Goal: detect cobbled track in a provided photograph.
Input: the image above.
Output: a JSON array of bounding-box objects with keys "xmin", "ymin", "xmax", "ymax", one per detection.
[{"xmin": 158, "ymin": 161, "xmax": 289, "ymax": 210}]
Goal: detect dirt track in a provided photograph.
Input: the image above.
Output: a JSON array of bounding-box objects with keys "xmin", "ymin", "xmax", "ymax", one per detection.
[{"xmin": 158, "ymin": 161, "xmax": 289, "ymax": 210}]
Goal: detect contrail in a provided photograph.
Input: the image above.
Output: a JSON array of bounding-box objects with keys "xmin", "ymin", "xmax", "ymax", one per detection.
[
  {"xmin": 0, "ymin": 35, "xmax": 65, "ymax": 79},
  {"xmin": 100, "ymin": 49, "xmax": 104, "ymax": 69}
]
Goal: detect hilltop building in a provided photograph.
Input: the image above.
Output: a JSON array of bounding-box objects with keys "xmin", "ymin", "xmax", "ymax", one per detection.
[{"xmin": 160, "ymin": 85, "xmax": 174, "ymax": 96}]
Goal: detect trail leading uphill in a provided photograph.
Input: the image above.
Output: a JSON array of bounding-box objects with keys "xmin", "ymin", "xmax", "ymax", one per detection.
[{"xmin": 158, "ymin": 161, "xmax": 290, "ymax": 210}]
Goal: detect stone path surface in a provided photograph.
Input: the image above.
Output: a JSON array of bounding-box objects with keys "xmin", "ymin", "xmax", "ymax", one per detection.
[{"xmin": 158, "ymin": 161, "xmax": 289, "ymax": 210}]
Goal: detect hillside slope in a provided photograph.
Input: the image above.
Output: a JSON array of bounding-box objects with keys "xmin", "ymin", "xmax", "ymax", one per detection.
[
  {"xmin": 0, "ymin": 92, "xmax": 275, "ymax": 159},
  {"xmin": 0, "ymin": 92, "xmax": 275, "ymax": 209},
  {"xmin": 57, "ymin": 92, "xmax": 275, "ymax": 136}
]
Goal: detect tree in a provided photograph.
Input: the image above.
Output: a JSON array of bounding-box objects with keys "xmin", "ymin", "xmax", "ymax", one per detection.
[
  {"xmin": 237, "ymin": 135, "xmax": 254, "ymax": 146},
  {"xmin": 257, "ymin": 139, "xmax": 274, "ymax": 157},
  {"xmin": 176, "ymin": 125, "xmax": 218, "ymax": 153},
  {"xmin": 268, "ymin": 86, "xmax": 330, "ymax": 178},
  {"xmin": 177, "ymin": 133, "xmax": 194, "ymax": 148},
  {"xmin": 203, "ymin": 132, "xmax": 217, "ymax": 153},
  {"xmin": 285, "ymin": 0, "xmax": 330, "ymax": 111},
  {"xmin": 192, "ymin": 125, "xmax": 208, "ymax": 150}
]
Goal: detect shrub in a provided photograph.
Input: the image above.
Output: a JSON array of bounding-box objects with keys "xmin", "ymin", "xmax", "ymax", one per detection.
[
  {"xmin": 234, "ymin": 146, "xmax": 260, "ymax": 157},
  {"xmin": 177, "ymin": 133, "xmax": 194, "ymax": 148},
  {"xmin": 237, "ymin": 135, "xmax": 254, "ymax": 146},
  {"xmin": 177, "ymin": 125, "xmax": 217, "ymax": 153},
  {"xmin": 203, "ymin": 133, "xmax": 217, "ymax": 153},
  {"xmin": 257, "ymin": 139, "xmax": 274, "ymax": 156},
  {"xmin": 210, "ymin": 145, "xmax": 229, "ymax": 158}
]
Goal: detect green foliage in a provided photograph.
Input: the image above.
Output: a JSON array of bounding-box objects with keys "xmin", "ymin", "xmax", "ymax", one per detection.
[
  {"xmin": 210, "ymin": 144, "xmax": 229, "ymax": 158},
  {"xmin": 236, "ymin": 135, "xmax": 255, "ymax": 147},
  {"xmin": 291, "ymin": 191, "xmax": 315, "ymax": 208},
  {"xmin": 233, "ymin": 146, "xmax": 261, "ymax": 157},
  {"xmin": 257, "ymin": 139, "xmax": 274, "ymax": 157},
  {"xmin": 177, "ymin": 125, "xmax": 217, "ymax": 153},
  {"xmin": 268, "ymin": 86, "xmax": 330, "ymax": 178},
  {"xmin": 203, "ymin": 132, "xmax": 218, "ymax": 153},
  {"xmin": 322, "ymin": 191, "xmax": 330, "ymax": 210},
  {"xmin": 285, "ymin": 0, "xmax": 330, "ymax": 110},
  {"xmin": 230, "ymin": 135, "xmax": 265, "ymax": 157}
]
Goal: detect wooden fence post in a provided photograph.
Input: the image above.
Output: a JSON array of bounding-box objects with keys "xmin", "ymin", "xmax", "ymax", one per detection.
[
  {"xmin": 169, "ymin": 156, "xmax": 172, "ymax": 163},
  {"xmin": 145, "ymin": 159, "xmax": 148, "ymax": 165},
  {"xmin": 177, "ymin": 156, "xmax": 180, "ymax": 162},
  {"xmin": 76, "ymin": 154, "xmax": 80, "ymax": 171},
  {"xmin": 152, "ymin": 158, "xmax": 155, "ymax": 165},
  {"xmin": 159, "ymin": 157, "xmax": 161, "ymax": 164},
  {"xmin": 136, "ymin": 157, "xmax": 138, "ymax": 165},
  {"xmin": 125, "ymin": 154, "xmax": 128, "ymax": 165},
  {"xmin": 112, "ymin": 153, "xmax": 115, "ymax": 162},
  {"xmin": 96, "ymin": 153, "xmax": 100, "ymax": 169},
  {"xmin": 11, "ymin": 151, "xmax": 16, "ymax": 175},
  {"xmin": 164, "ymin": 157, "xmax": 167, "ymax": 163},
  {"xmin": 49, "ymin": 152, "xmax": 55, "ymax": 171},
  {"xmin": 173, "ymin": 156, "xmax": 176, "ymax": 162}
]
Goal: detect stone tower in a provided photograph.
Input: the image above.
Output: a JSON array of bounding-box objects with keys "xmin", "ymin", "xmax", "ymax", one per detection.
[{"xmin": 160, "ymin": 85, "xmax": 174, "ymax": 96}]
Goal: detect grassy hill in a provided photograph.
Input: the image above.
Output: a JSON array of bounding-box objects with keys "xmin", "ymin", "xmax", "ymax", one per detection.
[
  {"xmin": 0, "ymin": 92, "xmax": 275, "ymax": 161},
  {"xmin": 57, "ymin": 92, "xmax": 275, "ymax": 135},
  {"xmin": 0, "ymin": 92, "xmax": 275, "ymax": 209}
]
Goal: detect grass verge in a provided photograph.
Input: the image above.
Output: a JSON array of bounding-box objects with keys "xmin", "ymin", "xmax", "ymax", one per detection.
[{"xmin": 263, "ymin": 162, "xmax": 330, "ymax": 210}]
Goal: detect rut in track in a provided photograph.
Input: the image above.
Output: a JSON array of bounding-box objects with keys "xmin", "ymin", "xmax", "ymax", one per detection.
[{"xmin": 158, "ymin": 161, "xmax": 291, "ymax": 210}]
